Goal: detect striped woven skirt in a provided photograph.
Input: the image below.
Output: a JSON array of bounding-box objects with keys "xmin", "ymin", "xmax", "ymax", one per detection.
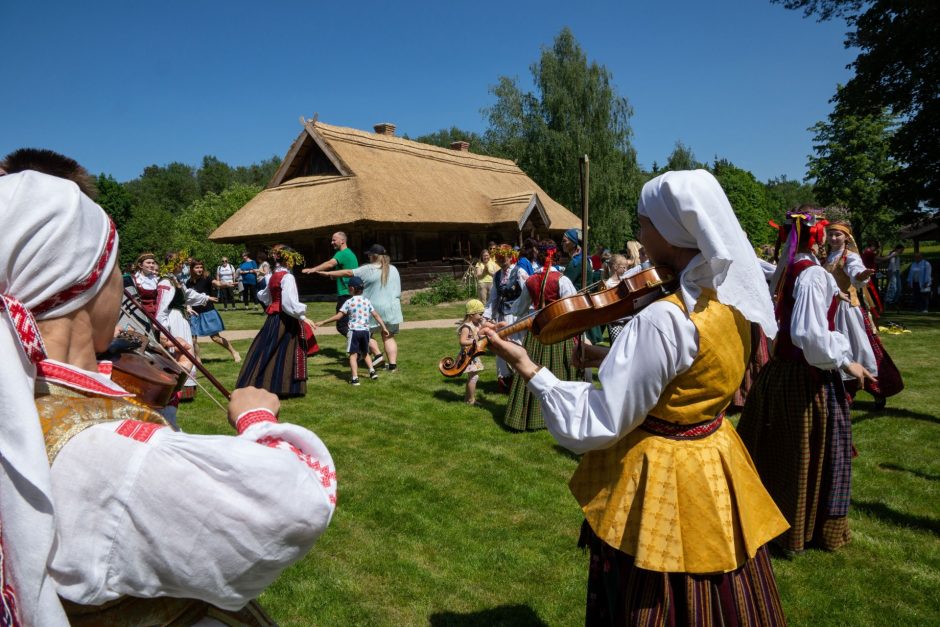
[
  {"xmin": 860, "ymin": 311, "xmax": 904, "ymax": 398},
  {"xmin": 736, "ymin": 359, "xmax": 852, "ymax": 552},
  {"xmin": 503, "ymin": 332, "xmax": 575, "ymax": 431},
  {"xmin": 729, "ymin": 322, "xmax": 770, "ymax": 413},
  {"xmin": 580, "ymin": 522, "xmax": 786, "ymax": 626},
  {"xmin": 236, "ymin": 313, "xmax": 308, "ymax": 397}
]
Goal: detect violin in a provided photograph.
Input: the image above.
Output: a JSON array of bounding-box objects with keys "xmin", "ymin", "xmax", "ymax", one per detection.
[
  {"xmin": 112, "ymin": 289, "xmax": 232, "ymax": 399},
  {"xmin": 438, "ymin": 265, "xmax": 678, "ymax": 377},
  {"xmin": 100, "ymin": 329, "xmax": 188, "ymax": 409}
]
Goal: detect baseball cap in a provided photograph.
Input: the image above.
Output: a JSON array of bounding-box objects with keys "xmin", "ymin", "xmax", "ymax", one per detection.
[
  {"xmin": 348, "ymin": 276, "xmax": 365, "ymax": 289},
  {"xmin": 366, "ymin": 244, "xmax": 386, "ymax": 256}
]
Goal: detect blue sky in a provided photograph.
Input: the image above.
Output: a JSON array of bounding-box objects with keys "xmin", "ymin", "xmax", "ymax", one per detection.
[{"xmin": 1, "ymin": 0, "xmax": 854, "ymax": 184}]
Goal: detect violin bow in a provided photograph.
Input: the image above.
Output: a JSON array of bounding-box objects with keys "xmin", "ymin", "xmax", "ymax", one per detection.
[{"xmin": 123, "ymin": 288, "xmax": 232, "ymax": 400}]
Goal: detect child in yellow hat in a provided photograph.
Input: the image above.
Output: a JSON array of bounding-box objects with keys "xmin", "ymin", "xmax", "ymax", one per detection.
[{"xmin": 458, "ymin": 299, "xmax": 486, "ymax": 404}]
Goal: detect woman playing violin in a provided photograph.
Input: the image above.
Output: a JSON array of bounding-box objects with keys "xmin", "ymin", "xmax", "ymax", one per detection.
[
  {"xmin": 484, "ymin": 170, "xmax": 789, "ymax": 625},
  {"xmin": 500, "ymin": 238, "xmax": 577, "ymax": 431},
  {"xmin": 0, "ymin": 159, "xmax": 336, "ymax": 624}
]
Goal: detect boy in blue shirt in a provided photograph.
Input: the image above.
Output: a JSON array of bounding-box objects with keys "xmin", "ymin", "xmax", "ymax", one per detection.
[{"xmin": 314, "ymin": 277, "xmax": 388, "ymax": 385}]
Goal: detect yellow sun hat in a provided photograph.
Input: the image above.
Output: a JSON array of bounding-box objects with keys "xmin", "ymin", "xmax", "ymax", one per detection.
[{"xmin": 465, "ymin": 299, "xmax": 485, "ymax": 315}]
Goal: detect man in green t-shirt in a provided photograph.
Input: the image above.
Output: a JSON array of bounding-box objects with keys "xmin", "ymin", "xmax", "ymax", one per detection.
[{"xmin": 302, "ymin": 231, "xmax": 359, "ymax": 336}]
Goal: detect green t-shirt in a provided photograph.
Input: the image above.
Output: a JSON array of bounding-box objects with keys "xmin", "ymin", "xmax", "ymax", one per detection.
[{"xmin": 333, "ymin": 247, "xmax": 359, "ymax": 295}]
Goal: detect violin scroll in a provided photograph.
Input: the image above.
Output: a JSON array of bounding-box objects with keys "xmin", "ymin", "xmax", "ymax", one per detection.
[{"xmin": 438, "ymin": 341, "xmax": 487, "ymax": 378}]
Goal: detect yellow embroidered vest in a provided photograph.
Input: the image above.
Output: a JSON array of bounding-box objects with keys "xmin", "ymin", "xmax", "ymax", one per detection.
[
  {"xmin": 569, "ymin": 290, "xmax": 789, "ymax": 574},
  {"xmin": 35, "ymin": 380, "xmax": 167, "ymax": 463},
  {"xmin": 824, "ymin": 253, "xmax": 861, "ymax": 307}
]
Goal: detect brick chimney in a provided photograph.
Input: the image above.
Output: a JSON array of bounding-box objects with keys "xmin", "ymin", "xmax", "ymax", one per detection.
[
  {"xmin": 450, "ymin": 141, "xmax": 470, "ymax": 152},
  {"xmin": 373, "ymin": 122, "xmax": 396, "ymax": 136}
]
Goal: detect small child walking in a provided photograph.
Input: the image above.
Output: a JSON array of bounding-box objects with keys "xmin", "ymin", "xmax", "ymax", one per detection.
[
  {"xmin": 314, "ymin": 277, "xmax": 388, "ymax": 385},
  {"xmin": 459, "ymin": 299, "xmax": 486, "ymax": 405}
]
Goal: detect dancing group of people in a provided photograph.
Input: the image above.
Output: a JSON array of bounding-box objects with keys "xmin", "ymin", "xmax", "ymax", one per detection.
[
  {"xmin": 0, "ymin": 144, "xmax": 920, "ymax": 625},
  {"xmin": 125, "ymin": 228, "xmax": 405, "ymax": 404}
]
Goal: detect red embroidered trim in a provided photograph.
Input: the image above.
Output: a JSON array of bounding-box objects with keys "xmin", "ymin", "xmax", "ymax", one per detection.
[
  {"xmin": 0, "ymin": 294, "xmax": 46, "ymax": 364},
  {"xmin": 97, "ymin": 360, "xmax": 113, "ymax": 376},
  {"xmin": 115, "ymin": 420, "xmax": 164, "ymax": 442},
  {"xmin": 235, "ymin": 409, "xmax": 278, "ymax": 434},
  {"xmin": 36, "ymin": 361, "xmax": 129, "ymax": 397},
  {"xmin": 256, "ymin": 436, "xmax": 337, "ymax": 491},
  {"xmin": 641, "ymin": 413, "xmax": 724, "ymax": 440},
  {"xmin": 32, "ymin": 221, "xmax": 117, "ymax": 316}
]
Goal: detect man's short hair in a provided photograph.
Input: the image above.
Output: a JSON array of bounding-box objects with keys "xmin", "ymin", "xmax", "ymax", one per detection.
[
  {"xmin": 1, "ymin": 148, "xmax": 97, "ymax": 199},
  {"xmin": 334, "ymin": 231, "xmax": 347, "ymax": 243}
]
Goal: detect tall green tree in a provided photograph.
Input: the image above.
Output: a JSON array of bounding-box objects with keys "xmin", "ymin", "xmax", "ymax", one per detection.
[
  {"xmin": 805, "ymin": 96, "xmax": 900, "ymax": 241},
  {"xmin": 765, "ymin": 175, "xmax": 816, "ymax": 220},
  {"xmin": 711, "ymin": 159, "xmax": 774, "ymax": 244},
  {"xmin": 125, "ymin": 162, "xmax": 201, "ymax": 214},
  {"xmin": 666, "ymin": 141, "xmax": 703, "ymax": 171},
  {"xmin": 775, "ymin": 0, "xmax": 939, "ymax": 209},
  {"xmin": 233, "ymin": 156, "xmax": 281, "ymax": 188},
  {"xmin": 197, "ymin": 155, "xmax": 234, "ymax": 196},
  {"xmin": 95, "ymin": 173, "xmax": 133, "ymax": 230},
  {"xmin": 171, "ymin": 184, "xmax": 262, "ymax": 266},
  {"xmin": 484, "ymin": 28, "xmax": 641, "ymax": 248},
  {"xmin": 119, "ymin": 205, "xmax": 176, "ymax": 268}
]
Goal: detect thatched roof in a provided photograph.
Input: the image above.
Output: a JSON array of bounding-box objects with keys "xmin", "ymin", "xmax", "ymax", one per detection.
[{"xmin": 210, "ymin": 120, "xmax": 579, "ymax": 242}]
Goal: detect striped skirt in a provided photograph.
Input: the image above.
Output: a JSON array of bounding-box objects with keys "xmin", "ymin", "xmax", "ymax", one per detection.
[
  {"xmin": 580, "ymin": 522, "xmax": 786, "ymax": 626},
  {"xmin": 236, "ymin": 313, "xmax": 308, "ymax": 397},
  {"xmin": 503, "ymin": 332, "xmax": 575, "ymax": 431},
  {"xmin": 861, "ymin": 311, "xmax": 904, "ymax": 398},
  {"xmin": 736, "ymin": 359, "xmax": 852, "ymax": 552},
  {"xmin": 730, "ymin": 322, "xmax": 770, "ymax": 413}
]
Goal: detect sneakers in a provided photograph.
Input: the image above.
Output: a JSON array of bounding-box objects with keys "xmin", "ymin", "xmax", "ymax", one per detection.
[
  {"xmin": 349, "ymin": 377, "xmax": 360, "ymax": 386},
  {"xmin": 371, "ymin": 353, "xmax": 385, "ymax": 368},
  {"xmin": 369, "ymin": 369, "xmax": 379, "ymax": 380}
]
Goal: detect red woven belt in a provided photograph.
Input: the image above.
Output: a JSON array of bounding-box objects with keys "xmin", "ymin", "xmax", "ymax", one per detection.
[{"xmin": 640, "ymin": 412, "xmax": 724, "ymax": 440}]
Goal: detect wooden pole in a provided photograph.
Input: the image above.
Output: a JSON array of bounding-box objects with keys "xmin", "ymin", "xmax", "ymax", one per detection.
[
  {"xmin": 580, "ymin": 155, "xmax": 590, "ymax": 291},
  {"xmin": 579, "ymin": 155, "xmax": 590, "ymax": 378}
]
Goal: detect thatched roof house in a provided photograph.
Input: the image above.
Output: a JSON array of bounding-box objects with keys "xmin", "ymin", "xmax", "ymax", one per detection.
[{"xmin": 210, "ymin": 120, "xmax": 580, "ymax": 267}]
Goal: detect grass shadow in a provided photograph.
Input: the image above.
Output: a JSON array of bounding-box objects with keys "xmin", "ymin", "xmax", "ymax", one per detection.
[
  {"xmin": 878, "ymin": 462, "xmax": 940, "ymax": 482},
  {"xmin": 552, "ymin": 444, "xmax": 580, "ymax": 461},
  {"xmin": 312, "ymin": 346, "xmax": 345, "ymax": 361},
  {"xmin": 852, "ymin": 500, "xmax": 940, "ymax": 536},
  {"xmin": 851, "ymin": 405, "xmax": 940, "ymax": 425},
  {"xmin": 429, "ymin": 604, "xmax": 548, "ymax": 627},
  {"xmin": 431, "ymin": 388, "xmax": 503, "ymax": 417}
]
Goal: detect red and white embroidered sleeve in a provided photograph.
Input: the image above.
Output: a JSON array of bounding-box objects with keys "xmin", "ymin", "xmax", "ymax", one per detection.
[
  {"xmin": 234, "ymin": 408, "xmax": 278, "ymax": 433},
  {"xmin": 235, "ymin": 409, "xmax": 337, "ymax": 505}
]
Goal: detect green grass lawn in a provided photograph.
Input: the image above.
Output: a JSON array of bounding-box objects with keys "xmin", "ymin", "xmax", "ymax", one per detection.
[{"xmin": 180, "ymin": 310, "xmax": 940, "ymax": 626}]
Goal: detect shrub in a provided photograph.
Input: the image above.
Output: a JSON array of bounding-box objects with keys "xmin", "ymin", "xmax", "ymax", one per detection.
[{"xmin": 410, "ymin": 275, "xmax": 475, "ymax": 306}]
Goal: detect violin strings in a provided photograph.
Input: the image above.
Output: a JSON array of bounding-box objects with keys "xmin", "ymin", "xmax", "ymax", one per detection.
[{"xmin": 119, "ymin": 301, "xmax": 229, "ymax": 416}]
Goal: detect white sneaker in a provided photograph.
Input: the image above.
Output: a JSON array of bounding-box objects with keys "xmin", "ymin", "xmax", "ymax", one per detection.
[{"xmin": 372, "ymin": 354, "xmax": 385, "ymax": 368}]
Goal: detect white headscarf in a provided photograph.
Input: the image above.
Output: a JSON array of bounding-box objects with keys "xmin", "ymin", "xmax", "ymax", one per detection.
[
  {"xmin": 0, "ymin": 170, "xmax": 118, "ymax": 624},
  {"xmin": 637, "ymin": 170, "xmax": 778, "ymax": 338}
]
